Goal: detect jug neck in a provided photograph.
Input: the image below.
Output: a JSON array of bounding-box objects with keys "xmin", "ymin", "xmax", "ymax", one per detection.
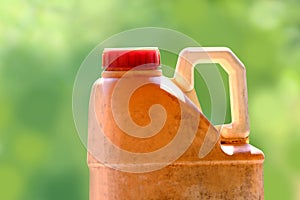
[{"xmin": 101, "ymin": 69, "xmax": 162, "ymax": 78}]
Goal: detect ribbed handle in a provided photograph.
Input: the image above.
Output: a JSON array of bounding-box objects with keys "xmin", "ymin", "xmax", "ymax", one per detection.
[{"xmin": 174, "ymin": 47, "xmax": 249, "ymax": 139}]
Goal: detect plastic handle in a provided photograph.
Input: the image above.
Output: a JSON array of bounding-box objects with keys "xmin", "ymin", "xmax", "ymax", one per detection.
[{"xmin": 173, "ymin": 47, "xmax": 249, "ymax": 139}]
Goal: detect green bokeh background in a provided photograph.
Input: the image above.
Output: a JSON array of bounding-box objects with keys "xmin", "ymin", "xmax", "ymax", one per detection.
[{"xmin": 1, "ymin": 0, "xmax": 300, "ymax": 199}]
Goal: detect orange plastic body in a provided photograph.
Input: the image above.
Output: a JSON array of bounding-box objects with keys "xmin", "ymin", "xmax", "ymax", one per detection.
[{"xmin": 87, "ymin": 70, "xmax": 264, "ymax": 200}]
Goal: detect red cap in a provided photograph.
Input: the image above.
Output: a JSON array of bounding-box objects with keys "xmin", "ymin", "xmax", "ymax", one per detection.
[{"xmin": 102, "ymin": 47, "xmax": 160, "ymax": 71}]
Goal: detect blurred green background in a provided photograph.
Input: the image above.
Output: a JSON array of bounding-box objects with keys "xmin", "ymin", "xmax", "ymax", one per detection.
[{"xmin": 1, "ymin": 0, "xmax": 300, "ymax": 199}]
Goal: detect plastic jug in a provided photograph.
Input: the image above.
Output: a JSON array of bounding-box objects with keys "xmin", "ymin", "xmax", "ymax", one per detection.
[{"xmin": 87, "ymin": 47, "xmax": 264, "ymax": 200}]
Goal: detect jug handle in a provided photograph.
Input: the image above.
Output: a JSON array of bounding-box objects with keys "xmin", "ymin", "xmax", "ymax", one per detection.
[{"xmin": 173, "ymin": 47, "xmax": 249, "ymax": 140}]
